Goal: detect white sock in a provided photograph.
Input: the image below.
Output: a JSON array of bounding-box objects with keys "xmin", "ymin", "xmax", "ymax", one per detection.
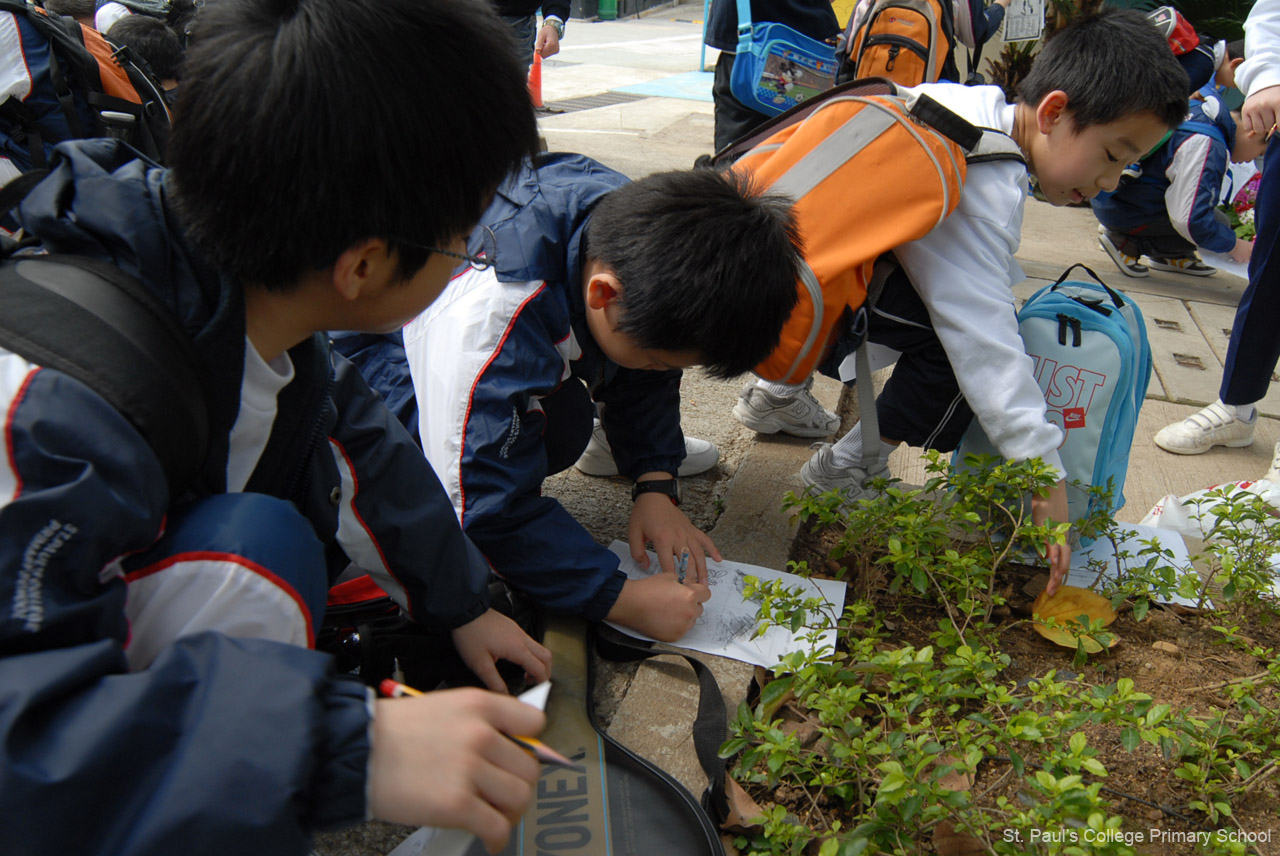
[
  {"xmin": 1217, "ymin": 400, "xmax": 1257, "ymax": 422},
  {"xmin": 830, "ymin": 425, "xmax": 898, "ymax": 469},
  {"xmin": 757, "ymin": 379, "xmax": 804, "ymax": 398}
]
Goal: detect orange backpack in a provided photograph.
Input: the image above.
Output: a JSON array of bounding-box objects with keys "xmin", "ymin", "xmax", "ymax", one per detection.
[
  {"xmin": 715, "ymin": 79, "xmax": 1021, "ymax": 384},
  {"xmin": 843, "ymin": 0, "xmax": 969, "ymax": 87}
]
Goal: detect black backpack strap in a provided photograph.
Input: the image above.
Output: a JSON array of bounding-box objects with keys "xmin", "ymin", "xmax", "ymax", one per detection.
[
  {"xmin": 0, "ymin": 99, "xmax": 50, "ymax": 169},
  {"xmin": 0, "ymin": 2, "xmax": 93, "ymax": 138},
  {"xmin": 593, "ymin": 626, "xmax": 731, "ymax": 822},
  {"xmin": 0, "ymin": 254, "xmax": 209, "ymax": 494}
]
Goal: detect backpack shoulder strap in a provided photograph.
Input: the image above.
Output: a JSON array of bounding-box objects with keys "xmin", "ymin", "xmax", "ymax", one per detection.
[
  {"xmin": 964, "ymin": 127, "xmax": 1024, "ymax": 165},
  {"xmin": 712, "ymin": 78, "xmax": 900, "ymax": 165},
  {"xmin": 0, "ymin": 254, "xmax": 209, "ymax": 495}
]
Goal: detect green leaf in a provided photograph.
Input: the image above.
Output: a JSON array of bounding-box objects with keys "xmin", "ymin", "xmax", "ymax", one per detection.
[
  {"xmin": 839, "ymin": 839, "xmax": 869, "ymax": 856},
  {"xmin": 878, "ymin": 771, "xmax": 908, "ymax": 794},
  {"xmin": 1081, "ymin": 758, "xmax": 1107, "ymax": 777},
  {"xmin": 1120, "ymin": 728, "xmax": 1140, "ymax": 753},
  {"xmin": 911, "ymin": 567, "xmax": 927, "ymax": 594},
  {"xmin": 1133, "ymin": 598, "xmax": 1149, "ymax": 621},
  {"xmin": 819, "ymin": 839, "xmax": 840, "ymax": 856},
  {"xmin": 760, "ymin": 676, "xmax": 795, "ymax": 710}
]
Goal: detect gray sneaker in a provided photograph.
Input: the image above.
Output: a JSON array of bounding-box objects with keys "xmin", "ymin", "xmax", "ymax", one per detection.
[
  {"xmin": 732, "ymin": 377, "xmax": 839, "ymax": 438},
  {"xmin": 799, "ymin": 442, "xmax": 890, "ymax": 503}
]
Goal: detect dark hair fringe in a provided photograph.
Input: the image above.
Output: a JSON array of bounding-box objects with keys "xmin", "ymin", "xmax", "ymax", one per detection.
[
  {"xmin": 167, "ymin": 0, "xmax": 539, "ymax": 289},
  {"xmin": 586, "ymin": 168, "xmax": 804, "ymax": 379}
]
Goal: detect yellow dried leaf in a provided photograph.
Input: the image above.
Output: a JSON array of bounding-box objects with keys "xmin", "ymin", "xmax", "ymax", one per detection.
[{"xmin": 1031, "ymin": 585, "xmax": 1118, "ymax": 653}]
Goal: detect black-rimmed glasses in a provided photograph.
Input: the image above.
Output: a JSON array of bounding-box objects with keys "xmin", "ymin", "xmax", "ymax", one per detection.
[{"xmin": 388, "ymin": 225, "xmax": 497, "ymax": 272}]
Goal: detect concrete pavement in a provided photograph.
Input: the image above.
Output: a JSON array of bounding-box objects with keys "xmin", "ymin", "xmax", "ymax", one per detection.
[{"xmin": 320, "ymin": 6, "xmax": 1278, "ymax": 850}]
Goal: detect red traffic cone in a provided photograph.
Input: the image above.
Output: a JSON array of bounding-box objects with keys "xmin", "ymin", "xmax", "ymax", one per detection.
[{"xmin": 528, "ymin": 52, "xmax": 543, "ymax": 108}]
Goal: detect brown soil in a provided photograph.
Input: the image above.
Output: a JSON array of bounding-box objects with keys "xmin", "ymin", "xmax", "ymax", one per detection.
[{"xmin": 730, "ymin": 521, "xmax": 1280, "ymax": 856}]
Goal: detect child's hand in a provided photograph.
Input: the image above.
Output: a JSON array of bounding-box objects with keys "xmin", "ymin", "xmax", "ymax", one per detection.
[
  {"xmin": 1032, "ymin": 479, "xmax": 1071, "ymax": 595},
  {"xmin": 451, "ymin": 608, "xmax": 552, "ymax": 693},
  {"xmin": 1230, "ymin": 237, "xmax": 1254, "ymax": 264},
  {"xmin": 369, "ymin": 688, "xmax": 544, "ymax": 853},
  {"xmin": 606, "ymin": 574, "xmax": 712, "ymax": 641},
  {"xmin": 627, "ymin": 491, "xmax": 722, "ymax": 584},
  {"xmin": 1241, "ymin": 84, "xmax": 1280, "ymax": 141}
]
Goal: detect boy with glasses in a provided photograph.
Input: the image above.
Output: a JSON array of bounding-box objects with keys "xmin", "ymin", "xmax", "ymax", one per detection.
[{"xmin": 0, "ymin": 0, "xmax": 554, "ymax": 852}]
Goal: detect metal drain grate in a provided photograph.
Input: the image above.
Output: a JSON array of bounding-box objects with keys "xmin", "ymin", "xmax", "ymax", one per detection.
[{"xmin": 540, "ymin": 91, "xmax": 647, "ymax": 114}]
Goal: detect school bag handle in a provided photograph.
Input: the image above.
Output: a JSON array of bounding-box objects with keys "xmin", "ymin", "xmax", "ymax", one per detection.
[{"xmin": 1051, "ymin": 262, "xmax": 1127, "ymax": 309}]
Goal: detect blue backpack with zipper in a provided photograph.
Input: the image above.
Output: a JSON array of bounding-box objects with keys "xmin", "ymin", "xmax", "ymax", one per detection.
[{"xmin": 955, "ymin": 264, "xmax": 1152, "ymax": 543}]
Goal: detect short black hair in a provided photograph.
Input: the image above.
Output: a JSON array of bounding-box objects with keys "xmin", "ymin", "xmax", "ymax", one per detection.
[
  {"xmin": 584, "ymin": 169, "xmax": 802, "ymax": 379},
  {"xmin": 1226, "ymin": 39, "xmax": 1246, "ymax": 63},
  {"xmin": 167, "ymin": 0, "xmax": 539, "ymax": 290},
  {"xmin": 107, "ymin": 15, "xmax": 182, "ymax": 80},
  {"xmin": 1018, "ymin": 8, "xmax": 1188, "ymax": 130}
]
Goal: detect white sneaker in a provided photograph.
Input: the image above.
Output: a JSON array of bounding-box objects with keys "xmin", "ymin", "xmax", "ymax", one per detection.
[
  {"xmin": 574, "ymin": 420, "xmax": 720, "ymax": 477},
  {"xmin": 799, "ymin": 442, "xmax": 890, "ymax": 502},
  {"xmin": 732, "ymin": 377, "xmax": 839, "ymax": 438},
  {"xmin": 1153, "ymin": 401, "xmax": 1256, "ymax": 455},
  {"xmin": 1264, "ymin": 440, "xmax": 1280, "ymax": 484}
]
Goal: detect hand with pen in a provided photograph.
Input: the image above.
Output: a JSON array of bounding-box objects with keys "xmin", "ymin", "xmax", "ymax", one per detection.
[
  {"xmin": 368, "ymin": 686, "xmax": 545, "ymax": 853},
  {"xmin": 604, "ymin": 477, "xmax": 717, "ymax": 641}
]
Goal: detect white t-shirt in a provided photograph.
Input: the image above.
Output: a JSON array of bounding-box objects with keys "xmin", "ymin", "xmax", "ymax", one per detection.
[
  {"xmin": 896, "ymin": 83, "xmax": 1065, "ymax": 476},
  {"xmin": 226, "ymin": 337, "xmax": 294, "ymax": 492}
]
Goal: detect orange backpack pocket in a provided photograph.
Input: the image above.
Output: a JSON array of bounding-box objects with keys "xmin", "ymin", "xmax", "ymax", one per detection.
[{"xmin": 734, "ymin": 93, "xmax": 967, "ymax": 384}]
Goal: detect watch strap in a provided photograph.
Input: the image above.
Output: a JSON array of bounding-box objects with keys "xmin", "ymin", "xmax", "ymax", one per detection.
[{"xmin": 631, "ymin": 478, "xmax": 679, "ymax": 505}]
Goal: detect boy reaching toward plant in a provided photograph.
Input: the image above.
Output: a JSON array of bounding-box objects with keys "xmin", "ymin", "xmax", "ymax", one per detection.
[{"xmin": 730, "ymin": 9, "xmax": 1190, "ymax": 596}]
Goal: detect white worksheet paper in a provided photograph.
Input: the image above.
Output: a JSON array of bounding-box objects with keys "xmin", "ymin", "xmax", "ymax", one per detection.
[
  {"xmin": 604, "ymin": 541, "xmax": 847, "ymax": 668},
  {"xmin": 1064, "ymin": 522, "xmax": 1198, "ymax": 607}
]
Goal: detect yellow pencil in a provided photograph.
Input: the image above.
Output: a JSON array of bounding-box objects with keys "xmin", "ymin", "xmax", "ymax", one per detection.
[{"xmin": 378, "ymin": 679, "xmax": 581, "ymax": 770}]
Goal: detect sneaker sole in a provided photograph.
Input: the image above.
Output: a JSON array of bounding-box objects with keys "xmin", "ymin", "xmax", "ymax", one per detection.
[
  {"xmin": 1147, "ymin": 261, "xmax": 1216, "ymax": 277},
  {"xmin": 1097, "ymin": 237, "xmax": 1148, "ymax": 278},
  {"xmin": 1153, "ymin": 435, "xmax": 1254, "ymax": 455},
  {"xmin": 732, "ymin": 402, "xmax": 836, "ymax": 438}
]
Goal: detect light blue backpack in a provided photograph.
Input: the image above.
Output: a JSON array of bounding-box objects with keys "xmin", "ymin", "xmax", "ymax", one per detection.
[{"xmin": 955, "ymin": 265, "xmax": 1152, "ymax": 544}]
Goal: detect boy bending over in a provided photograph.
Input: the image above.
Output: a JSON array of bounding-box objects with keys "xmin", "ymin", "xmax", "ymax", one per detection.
[
  {"xmin": 338, "ymin": 157, "xmax": 803, "ymax": 642},
  {"xmin": 731, "ymin": 9, "xmax": 1189, "ymax": 594},
  {"xmin": 1095, "ymin": 95, "xmax": 1263, "ymax": 278},
  {"xmin": 0, "ymin": 0, "xmax": 553, "ymax": 852}
]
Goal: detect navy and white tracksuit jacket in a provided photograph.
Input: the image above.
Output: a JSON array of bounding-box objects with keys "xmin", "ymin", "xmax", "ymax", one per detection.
[
  {"xmin": 337, "ymin": 154, "xmax": 687, "ymax": 622},
  {"xmin": 0, "ymin": 141, "xmax": 494, "ymax": 855},
  {"xmin": 1091, "ymin": 96, "xmax": 1239, "ymax": 256}
]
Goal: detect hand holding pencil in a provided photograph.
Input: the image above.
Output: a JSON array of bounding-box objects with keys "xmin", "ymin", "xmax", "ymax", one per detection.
[{"xmin": 367, "ymin": 685, "xmax": 546, "ymax": 854}]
